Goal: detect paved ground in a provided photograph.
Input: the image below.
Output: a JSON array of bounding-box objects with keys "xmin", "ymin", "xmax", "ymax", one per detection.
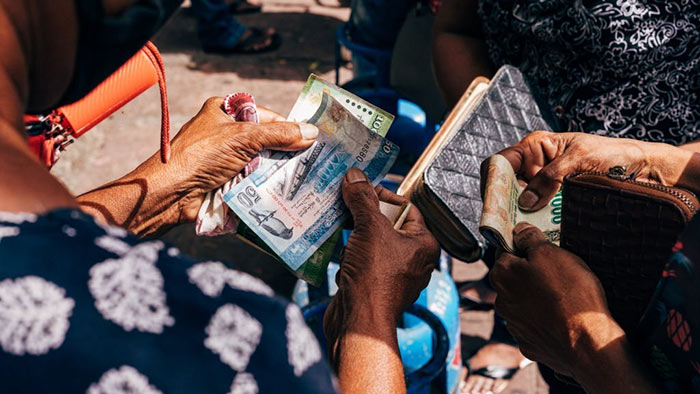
[{"xmin": 52, "ymin": 1, "xmax": 547, "ymax": 392}]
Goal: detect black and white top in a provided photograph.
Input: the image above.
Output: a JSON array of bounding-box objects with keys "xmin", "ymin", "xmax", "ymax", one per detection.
[
  {"xmin": 0, "ymin": 209, "xmax": 337, "ymax": 394},
  {"xmin": 478, "ymin": 0, "xmax": 700, "ymax": 145}
]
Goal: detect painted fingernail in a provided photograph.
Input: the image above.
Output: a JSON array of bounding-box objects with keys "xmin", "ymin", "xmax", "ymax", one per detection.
[
  {"xmin": 518, "ymin": 190, "xmax": 539, "ymax": 210},
  {"xmin": 299, "ymin": 123, "xmax": 319, "ymax": 140},
  {"xmin": 346, "ymin": 167, "xmax": 367, "ymax": 184}
]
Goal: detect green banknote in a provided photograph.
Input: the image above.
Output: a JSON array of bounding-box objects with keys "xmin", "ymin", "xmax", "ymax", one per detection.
[{"xmin": 288, "ymin": 74, "xmax": 394, "ymax": 137}]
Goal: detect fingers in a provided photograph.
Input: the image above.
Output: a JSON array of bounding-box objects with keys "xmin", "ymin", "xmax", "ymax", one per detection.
[
  {"xmin": 398, "ymin": 203, "xmax": 428, "ymax": 233},
  {"xmin": 341, "ymin": 167, "xmax": 384, "ymax": 229},
  {"xmin": 518, "ymin": 155, "xmax": 570, "ymax": 211},
  {"xmin": 512, "ymin": 223, "xmax": 548, "ymax": 256},
  {"xmin": 249, "ymin": 122, "xmax": 319, "ymax": 151},
  {"xmin": 489, "ymin": 251, "xmax": 521, "ymax": 292},
  {"xmin": 374, "ymin": 185, "xmax": 408, "ymax": 206},
  {"xmin": 257, "ymin": 106, "xmax": 286, "ymax": 123}
]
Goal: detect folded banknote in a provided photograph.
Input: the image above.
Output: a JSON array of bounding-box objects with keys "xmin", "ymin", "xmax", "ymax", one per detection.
[
  {"xmin": 225, "ymin": 93, "xmax": 400, "ymax": 270},
  {"xmin": 479, "ymin": 154, "xmax": 561, "ymax": 253}
]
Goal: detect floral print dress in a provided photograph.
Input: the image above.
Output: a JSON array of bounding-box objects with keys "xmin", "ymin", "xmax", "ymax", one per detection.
[{"xmin": 0, "ymin": 209, "xmax": 337, "ymax": 394}]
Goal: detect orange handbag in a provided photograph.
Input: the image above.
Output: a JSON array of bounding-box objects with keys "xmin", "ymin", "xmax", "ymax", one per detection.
[{"xmin": 25, "ymin": 42, "xmax": 170, "ymax": 167}]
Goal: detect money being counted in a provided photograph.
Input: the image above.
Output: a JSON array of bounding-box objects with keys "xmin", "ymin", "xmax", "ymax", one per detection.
[
  {"xmin": 241, "ymin": 75, "xmax": 395, "ymax": 191},
  {"xmin": 225, "ymin": 93, "xmax": 399, "ymax": 270},
  {"xmin": 479, "ymin": 154, "xmax": 561, "ymax": 253}
]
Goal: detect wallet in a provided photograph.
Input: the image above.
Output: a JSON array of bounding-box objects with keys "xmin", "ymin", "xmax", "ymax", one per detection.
[
  {"xmin": 25, "ymin": 42, "xmax": 170, "ymax": 167},
  {"xmin": 561, "ymin": 168, "xmax": 699, "ymax": 335},
  {"xmin": 413, "ymin": 65, "xmax": 551, "ymax": 262}
]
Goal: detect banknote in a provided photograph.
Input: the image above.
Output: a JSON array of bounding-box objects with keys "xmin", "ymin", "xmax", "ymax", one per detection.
[
  {"xmin": 288, "ymin": 74, "xmax": 394, "ymax": 137},
  {"xmin": 225, "ymin": 93, "xmax": 400, "ymax": 270},
  {"xmin": 244, "ymin": 74, "xmax": 395, "ymax": 189},
  {"xmin": 479, "ymin": 154, "xmax": 561, "ymax": 253}
]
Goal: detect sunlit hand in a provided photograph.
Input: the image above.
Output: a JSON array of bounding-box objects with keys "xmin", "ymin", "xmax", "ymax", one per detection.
[
  {"xmin": 167, "ymin": 97, "xmax": 318, "ymax": 222},
  {"xmin": 78, "ymin": 97, "xmax": 318, "ymax": 236},
  {"xmin": 323, "ymin": 168, "xmax": 440, "ymax": 394},
  {"xmin": 490, "ymin": 222, "xmax": 623, "ymax": 378},
  {"xmin": 490, "ymin": 131, "xmax": 692, "ymax": 211}
]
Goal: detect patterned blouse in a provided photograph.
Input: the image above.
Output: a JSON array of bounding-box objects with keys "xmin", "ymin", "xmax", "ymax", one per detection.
[
  {"xmin": 0, "ymin": 209, "xmax": 337, "ymax": 394},
  {"xmin": 477, "ymin": 0, "xmax": 700, "ymax": 145}
]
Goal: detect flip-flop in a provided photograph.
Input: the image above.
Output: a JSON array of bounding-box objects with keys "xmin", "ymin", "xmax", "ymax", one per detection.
[
  {"xmin": 230, "ymin": 0, "xmax": 262, "ymax": 14},
  {"xmin": 203, "ymin": 28, "xmax": 281, "ymax": 55}
]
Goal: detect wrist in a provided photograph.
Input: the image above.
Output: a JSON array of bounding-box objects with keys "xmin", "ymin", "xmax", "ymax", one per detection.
[
  {"xmin": 337, "ymin": 289, "xmax": 400, "ymax": 331},
  {"xmin": 643, "ymin": 141, "xmax": 694, "ymax": 186},
  {"xmin": 568, "ymin": 312, "xmax": 627, "ymax": 387}
]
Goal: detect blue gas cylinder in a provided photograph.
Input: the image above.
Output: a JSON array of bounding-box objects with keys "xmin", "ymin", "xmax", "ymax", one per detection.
[{"xmin": 293, "ymin": 251, "xmax": 461, "ymax": 393}]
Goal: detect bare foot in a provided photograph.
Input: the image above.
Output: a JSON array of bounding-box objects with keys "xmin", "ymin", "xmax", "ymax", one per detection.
[{"xmin": 460, "ymin": 343, "xmax": 527, "ymax": 394}]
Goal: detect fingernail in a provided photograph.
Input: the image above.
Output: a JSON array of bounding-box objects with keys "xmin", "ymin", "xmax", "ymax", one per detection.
[
  {"xmin": 299, "ymin": 123, "xmax": 319, "ymax": 140},
  {"xmin": 518, "ymin": 190, "xmax": 539, "ymax": 210},
  {"xmin": 346, "ymin": 167, "xmax": 367, "ymax": 184},
  {"xmin": 513, "ymin": 222, "xmax": 533, "ymax": 234}
]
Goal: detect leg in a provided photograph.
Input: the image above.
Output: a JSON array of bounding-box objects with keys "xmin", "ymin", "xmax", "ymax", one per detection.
[{"xmin": 191, "ymin": 0, "xmax": 247, "ymax": 50}]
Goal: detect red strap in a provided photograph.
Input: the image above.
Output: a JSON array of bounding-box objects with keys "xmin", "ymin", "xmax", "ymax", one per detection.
[{"xmin": 144, "ymin": 42, "xmax": 171, "ymax": 163}]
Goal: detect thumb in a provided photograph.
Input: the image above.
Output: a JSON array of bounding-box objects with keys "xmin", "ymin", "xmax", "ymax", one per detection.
[
  {"xmin": 250, "ymin": 122, "xmax": 319, "ymax": 151},
  {"xmin": 518, "ymin": 156, "xmax": 571, "ymax": 211},
  {"xmin": 342, "ymin": 167, "xmax": 382, "ymax": 229},
  {"xmin": 512, "ymin": 222, "xmax": 548, "ymax": 257}
]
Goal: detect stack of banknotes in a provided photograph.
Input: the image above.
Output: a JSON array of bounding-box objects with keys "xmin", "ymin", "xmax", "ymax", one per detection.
[
  {"xmin": 479, "ymin": 154, "xmax": 561, "ymax": 253},
  {"xmin": 224, "ymin": 75, "xmax": 400, "ymax": 286}
]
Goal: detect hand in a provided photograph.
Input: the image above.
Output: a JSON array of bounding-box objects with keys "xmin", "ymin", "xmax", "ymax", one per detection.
[
  {"xmin": 166, "ymin": 97, "xmax": 318, "ymax": 222},
  {"xmin": 489, "ymin": 222, "xmax": 625, "ymax": 378},
  {"xmin": 78, "ymin": 97, "xmax": 318, "ymax": 236},
  {"xmin": 324, "ymin": 168, "xmax": 440, "ymax": 364},
  {"xmin": 493, "ymin": 131, "xmax": 692, "ymax": 211}
]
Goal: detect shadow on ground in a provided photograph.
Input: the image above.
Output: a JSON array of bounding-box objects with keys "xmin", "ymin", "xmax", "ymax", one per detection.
[
  {"xmin": 161, "ymin": 223, "xmax": 299, "ymax": 297},
  {"xmin": 154, "ymin": 6, "xmax": 343, "ymax": 81}
]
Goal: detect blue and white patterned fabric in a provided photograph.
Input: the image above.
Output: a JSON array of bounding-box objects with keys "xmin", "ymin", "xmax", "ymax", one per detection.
[
  {"xmin": 0, "ymin": 209, "xmax": 337, "ymax": 394},
  {"xmin": 478, "ymin": 0, "xmax": 700, "ymax": 145}
]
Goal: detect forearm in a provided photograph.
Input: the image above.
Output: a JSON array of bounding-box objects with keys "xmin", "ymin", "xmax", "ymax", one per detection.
[
  {"xmin": 643, "ymin": 141, "xmax": 700, "ymax": 194},
  {"xmin": 680, "ymin": 139, "xmax": 700, "ymax": 153},
  {"xmin": 327, "ymin": 292, "xmax": 406, "ymax": 394},
  {"xmin": 77, "ymin": 152, "xmax": 187, "ymax": 237},
  {"xmin": 432, "ymin": 33, "xmax": 493, "ymax": 108},
  {"xmin": 571, "ymin": 316, "xmax": 662, "ymax": 394},
  {"xmin": 432, "ymin": 0, "xmax": 494, "ymax": 108}
]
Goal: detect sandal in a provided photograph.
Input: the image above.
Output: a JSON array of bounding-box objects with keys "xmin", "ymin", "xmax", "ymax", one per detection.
[
  {"xmin": 230, "ymin": 0, "xmax": 262, "ymax": 14},
  {"xmin": 202, "ymin": 27, "xmax": 281, "ymax": 55}
]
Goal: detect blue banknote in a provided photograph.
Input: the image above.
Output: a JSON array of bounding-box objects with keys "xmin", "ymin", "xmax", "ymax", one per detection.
[{"xmin": 224, "ymin": 93, "xmax": 399, "ymax": 270}]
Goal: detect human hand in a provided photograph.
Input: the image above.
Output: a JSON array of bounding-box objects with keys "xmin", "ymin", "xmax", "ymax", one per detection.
[
  {"xmin": 491, "ymin": 131, "xmax": 691, "ymax": 211},
  {"xmin": 489, "ymin": 222, "xmax": 625, "ymax": 378},
  {"xmin": 324, "ymin": 168, "xmax": 440, "ymax": 363},
  {"xmin": 147, "ymin": 97, "xmax": 318, "ymax": 223}
]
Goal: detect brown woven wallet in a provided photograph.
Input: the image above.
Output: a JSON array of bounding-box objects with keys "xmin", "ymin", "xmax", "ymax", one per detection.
[{"xmin": 561, "ymin": 167, "xmax": 698, "ymax": 335}]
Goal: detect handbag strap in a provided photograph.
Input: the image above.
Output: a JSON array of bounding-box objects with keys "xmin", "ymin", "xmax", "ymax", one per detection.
[
  {"xmin": 24, "ymin": 42, "xmax": 171, "ymax": 167},
  {"xmin": 143, "ymin": 41, "xmax": 171, "ymax": 163}
]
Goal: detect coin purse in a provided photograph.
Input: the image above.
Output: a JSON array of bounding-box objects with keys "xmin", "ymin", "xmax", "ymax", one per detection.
[{"xmin": 561, "ymin": 167, "xmax": 699, "ymax": 336}]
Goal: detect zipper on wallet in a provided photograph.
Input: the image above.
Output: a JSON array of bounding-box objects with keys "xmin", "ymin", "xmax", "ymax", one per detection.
[{"xmin": 573, "ymin": 166, "xmax": 698, "ymax": 221}]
